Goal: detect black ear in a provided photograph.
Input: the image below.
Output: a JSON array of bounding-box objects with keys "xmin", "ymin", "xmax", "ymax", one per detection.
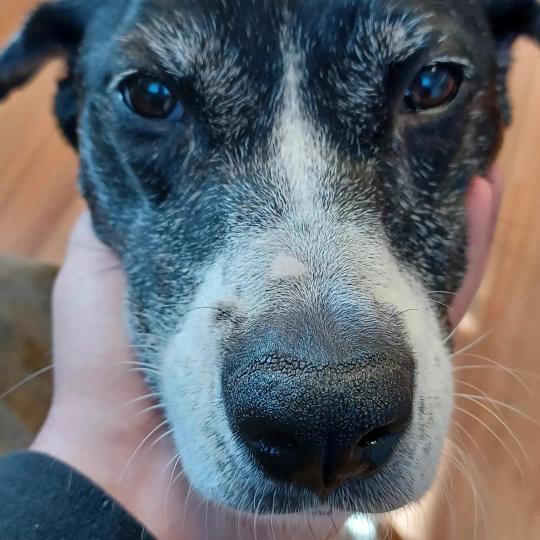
[
  {"xmin": 0, "ymin": 0, "xmax": 93, "ymax": 146},
  {"xmin": 486, "ymin": 0, "xmax": 540, "ymax": 45},
  {"xmin": 484, "ymin": 0, "xmax": 540, "ymax": 122}
]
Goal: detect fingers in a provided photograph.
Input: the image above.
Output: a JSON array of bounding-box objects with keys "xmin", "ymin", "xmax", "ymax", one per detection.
[
  {"xmin": 55, "ymin": 211, "xmax": 123, "ymax": 289},
  {"xmin": 52, "ymin": 211, "xmax": 129, "ymax": 373},
  {"xmin": 449, "ymin": 167, "xmax": 503, "ymax": 326},
  {"xmin": 487, "ymin": 165, "xmax": 504, "ymax": 237},
  {"xmin": 65, "ymin": 211, "xmax": 115, "ymax": 260}
]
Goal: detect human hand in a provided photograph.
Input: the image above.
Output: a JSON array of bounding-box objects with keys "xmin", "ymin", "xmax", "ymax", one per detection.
[
  {"xmin": 450, "ymin": 167, "xmax": 503, "ymax": 325},
  {"xmin": 31, "ymin": 212, "xmax": 201, "ymax": 540},
  {"xmin": 31, "ymin": 167, "xmax": 502, "ymax": 539}
]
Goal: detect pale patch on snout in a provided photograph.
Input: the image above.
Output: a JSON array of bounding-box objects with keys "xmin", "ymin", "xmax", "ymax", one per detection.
[{"xmin": 269, "ymin": 254, "xmax": 308, "ymax": 279}]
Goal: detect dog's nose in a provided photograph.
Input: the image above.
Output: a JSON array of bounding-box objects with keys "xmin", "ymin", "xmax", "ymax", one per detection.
[
  {"xmin": 224, "ymin": 352, "xmax": 413, "ymax": 497},
  {"xmin": 239, "ymin": 406, "xmax": 408, "ymax": 496}
]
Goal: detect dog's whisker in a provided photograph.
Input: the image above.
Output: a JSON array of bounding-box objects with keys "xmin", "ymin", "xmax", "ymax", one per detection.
[
  {"xmin": 450, "ymin": 280, "xmax": 540, "ymax": 351},
  {"xmin": 395, "ymin": 307, "xmax": 421, "ymax": 318},
  {"xmin": 120, "ymin": 359, "xmax": 162, "ymax": 371},
  {"xmin": 170, "ymin": 468, "xmax": 186, "ymax": 493},
  {"xmin": 137, "ymin": 403, "xmax": 165, "ymax": 417},
  {"xmin": 124, "ymin": 367, "xmax": 161, "ymax": 380},
  {"xmin": 149, "ymin": 427, "xmax": 174, "ymax": 450},
  {"xmin": 167, "ymin": 465, "xmax": 187, "ymax": 525},
  {"xmin": 303, "ymin": 511, "xmax": 313, "ymax": 540},
  {"xmin": 130, "ymin": 303, "xmax": 242, "ymax": 322},
  {"xmin": 156, "ymin": 451, "xmax": 181, "ymax": 521},
  {"xmin": 453, "ymin": 364, "xmax": 540, "ymax": 384},
  {"xmin": 426, "ymin": 290, "xmax": 459, "ymax": 297},
  {"xmin": 0, "ymin": 363, "xmax": 53, "ymax": 400},
  {"xmin": 448, "ymin": 429, "xmax": 487, "ymax": 499},
  {"xmin": 270, "ymin": 490, "xmax": 277, "ymax": 540},
  {"xmin": 455, "ymin": 392, "xmax": 540, "ymax": 429},
  {"xmin": 120, "ymin": 419, "xmax": 169, "ymax": 480},
  {"xmin": 330, "ymin": 508, "xmax": 339, "ymax": 534},
  {"xmin": 443, "ymin": 317, "xmax": 465, "ymax": 345},
  {"xmin": 445, "ymin": 442, "xmax": 480, "ymax": 538},
  {"xmin": 124, "ymin": 391, "xmax": 163, "ymax": 407},
  {"xmin": 205, "ymin": 499, "xmax": 211, "ymax": 540},
  {"xmin": 158, "ymin": 451, "xmax": 181, "ymax": 485},
  {"xmin": 453, "ymin": 405, "xmax": 525, "ymax": 477},
  {"xmin": 454, "ymin": 378, "xmax": 506, "ymax": 416},
  {"xmin": 429, "ymin": 298, "xmax": 453, "ymax": 311},
  {"xmin": 444, "ymin": 441, "xmax": 486, "ymax": 540},
  {"xmin": 413, "ymin": 493, "xmax": 434, "ymax": 540},
  {"xmin": 456, "ymin": 444, "xmax": 487, "ymax": 540},
  {"xmin": 453, "ymin": 352, "xmax": 534, "ymax": 395},
  {"xmin": 450, "ymin": 417, "xmax": 490, "ymax": 470},
  {"xmin": 252, "ymin": 483, "xmax": 263, "ymax": 540},
  {"xmin": 182, "ymin": 482, "xmax": 194, "ymax": 531}
]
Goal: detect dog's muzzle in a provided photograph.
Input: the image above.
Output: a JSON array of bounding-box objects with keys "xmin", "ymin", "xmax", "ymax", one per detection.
[{"xmin": 222, "ymin": 314, "xmax": 414, "ymax": 498}]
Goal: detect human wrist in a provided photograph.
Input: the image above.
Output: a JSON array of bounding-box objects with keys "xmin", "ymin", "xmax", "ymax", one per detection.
[{"xmin": 30, "ymin": 408, "xmax": 152, "ymax": 533}]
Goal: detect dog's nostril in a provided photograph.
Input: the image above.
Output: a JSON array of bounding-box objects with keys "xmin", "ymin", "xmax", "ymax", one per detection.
[
  {"xmin": 249, "ymin": 429, "xmax": 299, "ymax": 457},
  {"xmin": 246, "ymin": 429, "xmax": 304, "ymax": 479},
  {"xmin": 251, "ymin": 430, "xmax": 296, "ymax": 453},
  {"xmin": 357, "ymin": 427, "xmax": 389, "ymax": 449},
  {"xmin": 354, "ymin": 419, "xmax": 405, "ymax": 475}
]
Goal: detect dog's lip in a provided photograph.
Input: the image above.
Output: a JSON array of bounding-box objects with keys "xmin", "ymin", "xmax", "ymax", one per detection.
[
  {"xmin": 227, "ymin": 508, "xmax": 351, "ymax": 540},
  {"xmin": 230, "ymin": 504, "xmax": 351, "ymax": 522}
]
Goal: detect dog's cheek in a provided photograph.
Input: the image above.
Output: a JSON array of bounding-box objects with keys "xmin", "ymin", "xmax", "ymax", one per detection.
[
  {"xmin": 157, "ymin": 260, "xmax": 253, "ymax": 504},
  {"xmin": 408, "ymin": 307, "xmax": 454, "ymax": 497},
  {"xmin": 369, "ymin": 257, "xmax": 454, "ymax": 497},
  {"xmin": 76, "ymin": 108, "xmax": 157, "ymax": 249}
]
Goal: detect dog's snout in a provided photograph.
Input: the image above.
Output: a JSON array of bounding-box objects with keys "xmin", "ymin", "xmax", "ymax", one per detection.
[{"xmin": 224, "ymin": 351, "xmax": 414, "ymax": 498}]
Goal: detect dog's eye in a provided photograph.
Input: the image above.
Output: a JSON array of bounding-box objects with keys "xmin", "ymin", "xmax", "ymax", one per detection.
[
  {"xmin": 120, "ymin": 75, "xmax": 183, "ymax": 120},
  {"xmin": 404, "ymin": 63, "xmax": 463, "ymax": 112}
]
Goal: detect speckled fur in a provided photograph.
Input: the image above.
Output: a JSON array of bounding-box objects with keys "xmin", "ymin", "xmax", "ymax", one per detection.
[{"xmin": 1, "ymin": 0, "xmax": 540, "ymax": 521}]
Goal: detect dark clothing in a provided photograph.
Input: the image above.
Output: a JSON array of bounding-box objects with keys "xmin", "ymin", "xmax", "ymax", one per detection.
[{"xmin": 0, "ymin": 451, "xmax": 154, "ymax": 539}]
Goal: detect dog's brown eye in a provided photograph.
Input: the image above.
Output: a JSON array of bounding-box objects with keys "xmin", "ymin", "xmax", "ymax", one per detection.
[
  {"xmin": 404, "ymin": 63, "xmax": 463, "ymax": 112},
  {"xmin": 120, "ymin": 75, "xmax": 182, "ymax": 119}
]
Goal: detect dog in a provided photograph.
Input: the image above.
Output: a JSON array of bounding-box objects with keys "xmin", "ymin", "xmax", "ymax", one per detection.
[{"xmin": 1, "ymin": 0, "xmax": 539, "ymax": 528}]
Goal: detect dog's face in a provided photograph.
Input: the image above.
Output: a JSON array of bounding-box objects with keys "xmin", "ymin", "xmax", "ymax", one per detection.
[{"xmin": 2, "ymin": 0, "xmax": 539, "ymax": 517}]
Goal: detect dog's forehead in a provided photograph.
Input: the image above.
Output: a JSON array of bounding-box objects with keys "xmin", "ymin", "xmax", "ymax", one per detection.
[{"xmin": 118, "ymin": 0, "xmax": 474, "ymax": 74}]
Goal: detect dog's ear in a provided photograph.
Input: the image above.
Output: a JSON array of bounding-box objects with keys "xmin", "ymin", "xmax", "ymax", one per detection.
[
  {"xmin": 0, "ymin": 0, "xmax": 94, "ymax": 146},
  {"xmin": 485, "ymin": 0, "xmax": 540, "ymax": 45},
  {"xmin": 484, "ymin": 0, "xmax": 540, "ymax": 121}
]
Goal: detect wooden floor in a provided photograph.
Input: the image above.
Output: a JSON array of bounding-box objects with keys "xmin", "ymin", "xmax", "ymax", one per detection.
[{"xmin": 1, "ymin": 2, "xmax": 540, "ymax": 539}]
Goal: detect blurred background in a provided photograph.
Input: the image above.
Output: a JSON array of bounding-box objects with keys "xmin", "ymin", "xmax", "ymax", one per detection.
[{"xmin": 1, "ymin": 1, "xmax": 540, "ymax": 538}]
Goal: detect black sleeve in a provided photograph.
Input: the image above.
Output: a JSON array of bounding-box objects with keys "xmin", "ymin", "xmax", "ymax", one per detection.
[{"xmin": 0, "ymin": 451, "xmax": 155, "ymax": 540}]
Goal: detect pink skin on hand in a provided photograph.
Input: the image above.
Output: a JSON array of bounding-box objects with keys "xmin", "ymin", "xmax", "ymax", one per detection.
[{"xmin": 450, "ymin": 167, "xmax": 503, "ymax": 326}]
